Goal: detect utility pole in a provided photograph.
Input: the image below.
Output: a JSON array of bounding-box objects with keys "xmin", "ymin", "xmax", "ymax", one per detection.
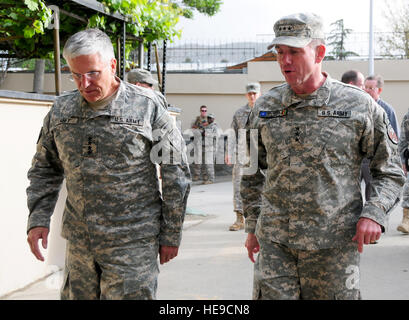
[{"xmin": 369, "ymin": 0, "xmax": 374, "ymax": 75}]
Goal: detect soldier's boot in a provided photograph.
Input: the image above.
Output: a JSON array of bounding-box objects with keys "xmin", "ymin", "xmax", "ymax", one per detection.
[
  {"xmin": 397, "ymin": 208, "xmax": 409, "ymax": 234},
  {"xmin": 229, "ymin": 212, "xmax": 244, "ymax": 231}
]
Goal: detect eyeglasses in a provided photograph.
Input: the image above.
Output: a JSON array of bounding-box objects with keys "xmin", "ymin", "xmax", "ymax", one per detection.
[
  {"xmin": 69, "ymin": 65, "xmax": 110, "ymax": 82},
  {"xmin": 201, "ymin": 110, "xmax": 207, "ymax": 112}
]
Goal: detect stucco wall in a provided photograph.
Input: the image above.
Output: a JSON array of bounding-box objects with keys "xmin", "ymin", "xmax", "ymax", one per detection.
[
  {"xmin": 0, "ymin": 95, "xmax": 67, "ymax": 297},
  {"xmin": 2, "ymin": 59, "xmax": 409, "ymax": 131}
]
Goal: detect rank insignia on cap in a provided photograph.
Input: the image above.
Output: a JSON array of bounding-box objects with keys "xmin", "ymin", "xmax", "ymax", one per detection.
[
  {"xmin": 387, "ymin": 124, "xmax": 398, "ymax": 144},
  {"xmin": 259, "ymin": 110, "xmax": 287, "ymax": 118}
]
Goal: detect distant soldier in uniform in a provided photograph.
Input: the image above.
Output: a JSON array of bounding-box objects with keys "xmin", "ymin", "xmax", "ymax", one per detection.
[
  {"xmin": 26, "ymin": 29, "xmax": 191, "ymax": 300},
  {"xmin": 127, "ymin": 68, "xmax": 166, "ymax": 104},
  {"xmin": 398, "ymin": 111, "xmax": 409, "ymax": 234},
  {"xmin": 241, "ymin": 13, "xmax": 405, "ymax": 300},
  {"xmin": 228, "ymin": 83, "xmax": 261, "ymax": 231},
  {"xmin": 201, "ymin": 113, "xmax": 222, "ymax": 184},
  {"xmin": 192, "ymin": 105, "xmax": 209, "ymax": 131},
  {"xmin": 191, "ymin": 105, "xmax": 211, "ymax": 183},
  {"xmin": 127, "ymin": 68, "xmax": 158, "ymax": 88}
]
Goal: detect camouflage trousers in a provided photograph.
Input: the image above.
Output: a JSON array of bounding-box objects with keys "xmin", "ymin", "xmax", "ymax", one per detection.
[
  {"xmin": 232, "ymin": 163, "xmax": 243, "ymax": 213},
  {"xmin": 402, "ymin": 180, "xmax": 409, "ymax": 208},
  {"xmin": 61, "ymin": 235, "xmax": 159, "ymax": 300},
  {"xmin": 253, "ymin": 241, "xmax": 361, "ymax": 300},
  {"xmin": 192, "ymin": 144, "xmax": 215, "ymax": 182}
]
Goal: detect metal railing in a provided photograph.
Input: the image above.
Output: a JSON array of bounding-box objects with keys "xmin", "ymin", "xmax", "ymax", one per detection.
[{"xmin": 146, "ymin": 32, "xmax": 409, "ymax": 73}]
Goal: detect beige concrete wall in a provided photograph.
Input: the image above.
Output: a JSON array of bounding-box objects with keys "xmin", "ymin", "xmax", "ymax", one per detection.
[
  {"xmin": 2, "ymin": 59, "xmax": 409, "ymax": 131},
  {"xmin": 0, "ymin": 96, "xmax": 67, "ymax": 297}
]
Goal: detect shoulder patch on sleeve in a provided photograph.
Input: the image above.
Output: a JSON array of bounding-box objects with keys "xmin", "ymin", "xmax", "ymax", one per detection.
[{"xmin": 388, "ymin": 123, "xmax": 398, "ymax": 144}]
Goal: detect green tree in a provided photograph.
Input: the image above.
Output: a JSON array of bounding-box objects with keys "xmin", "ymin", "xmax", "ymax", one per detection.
[
  {"xmin": 0, "ymin": 0, "xmax": 222, "ymax": 89},
  {"xmin": 0, "ymin": 0, "xmax": 223, "ymax": 60},
  {"xmin": 378, "ymin": 0, "xmax": 409, "ymax": 59},
  {"xmin": 325, "ymin": 19, "xmax": 359, "ymax": 60}
]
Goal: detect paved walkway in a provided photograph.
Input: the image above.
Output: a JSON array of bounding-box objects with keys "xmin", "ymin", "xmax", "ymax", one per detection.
[{"xmin": 3, "ymin": 176, "xmax": 409, "ymax": 300}]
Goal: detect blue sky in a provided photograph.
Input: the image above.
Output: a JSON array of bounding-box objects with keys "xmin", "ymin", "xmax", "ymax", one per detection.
[{"xmin": 176, "ymin": 0, "xmax": 394, "ymax": 41}]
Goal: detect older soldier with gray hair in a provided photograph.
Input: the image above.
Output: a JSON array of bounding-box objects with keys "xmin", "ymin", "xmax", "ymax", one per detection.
[
  {"xmin": 228, "ymin": 83, "xmax": 261, "ymax": 231},
  {"xmin": 241, "ymin": 13, "xmax": 405, "ymax": 300},
  {"xmin": 26, "ymin": 28, "xmax": 191, "ymax": 300}
]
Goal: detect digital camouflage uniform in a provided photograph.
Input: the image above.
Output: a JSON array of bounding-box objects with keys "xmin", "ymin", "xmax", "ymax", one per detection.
[
  {"xmin": 398, "ymin": 111, "xmax": 409, "ymax": 208},
  {"xmin": 231, "ymin": 104, "xmax": 252, "ymax": 213},
  {"xmin": 241, "ymin": 75, "xmax": 405, "ymax": 299},
  {"xmin": 26, "ymin": 80, "xmax": 191, "ymax": 299},
  {"xmin": 191, "ymin": 116, "xmax": 212, "ymax": 182},
  {"xmin": 201, "ymin": 120, "xmax": 222, "ymax": 183},
  {"xmin": 397, "ymin": 110, "xmax": 409, "ymax": 233}
]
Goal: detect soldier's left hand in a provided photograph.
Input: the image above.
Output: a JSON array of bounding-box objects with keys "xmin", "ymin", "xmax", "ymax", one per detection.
[
  {"xmin": 159, "ymin": 245, "xmax": 179, "ymax": 264},
  {"xmin": 352, "ymin": 217, "xmax": 382, "ymax": 253}
]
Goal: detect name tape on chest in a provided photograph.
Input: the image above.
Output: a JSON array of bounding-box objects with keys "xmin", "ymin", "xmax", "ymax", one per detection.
[
  {"xmin": 111, "ymin": 116, "xmax": 143, "ymax": 126},
  {"xmin": 317, "ymin": 109, "xmax": 351, "ymax": 118},
  {"xmin": 59, "ymin": 117, "xmax": 79, "ymax": 124},
  {"xmin": 259, "ymin": 110, "xmax": 287, "ymax": 118}
]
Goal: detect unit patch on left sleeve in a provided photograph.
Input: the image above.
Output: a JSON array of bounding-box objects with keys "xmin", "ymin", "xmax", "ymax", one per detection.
[{"xmin": 387, "ymin": 123, "xmax": 399, "ymax": 144}]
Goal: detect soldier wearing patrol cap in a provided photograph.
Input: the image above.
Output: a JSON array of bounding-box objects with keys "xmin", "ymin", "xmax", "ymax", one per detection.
[
  {"xmin": 26, "ymin": 29, "xmax": 191, "ymax": 300},
  {"xmin": 227, "ymin": 83, "xmax": 261, "ymax": 231},
  {"xmin": 127, "ymin": 68, "xmax": 158, "ymax": 88},
  {"xmin": 127, "ymin": 68, "xmax": 168, "ymax": 107},
  {"xmin": 241, "ymin": 13, "xmax": 405, "ymax": 300}
]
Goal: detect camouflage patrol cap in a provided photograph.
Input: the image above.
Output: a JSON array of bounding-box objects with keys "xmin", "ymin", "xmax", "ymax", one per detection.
[
  {"xmin": 246, "ymin": 82, "xmax": 260, "ymax": 93},
  {"xmin": 268, "ymin": 13, "xmax": 325, "ymax": 49},
  {"xmin": 127, "ymin": 68, "xmax": 158, "ymax": 86},
  {"xmin": 207, "ymin": 113, "xmax": 215, "ymax": 119}
]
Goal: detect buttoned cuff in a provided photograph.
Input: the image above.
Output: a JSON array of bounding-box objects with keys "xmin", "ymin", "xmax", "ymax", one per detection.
[{"xmin": 245, "ymin": 218, "xmax": 257, "ymax": 234}]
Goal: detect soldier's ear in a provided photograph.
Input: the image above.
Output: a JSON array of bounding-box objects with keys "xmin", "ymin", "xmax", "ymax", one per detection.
[{"xmin": 315, "ymin": 44, "xmax": 326, "ymax": 63}]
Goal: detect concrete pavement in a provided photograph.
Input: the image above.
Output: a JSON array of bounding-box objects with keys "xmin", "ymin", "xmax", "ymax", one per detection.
[{"xmin": 2, "ymin": 176, "xmax": 409, "ymax": 300}]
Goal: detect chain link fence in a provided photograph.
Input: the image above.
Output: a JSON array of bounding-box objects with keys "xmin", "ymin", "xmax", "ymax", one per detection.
[
  {"xmin": 1, "ymin": 32, "xmax": 408, "ymax": 77},
  {"xmin": 147, "ymin": 32, "xmax": 409, "ymax": 73}
]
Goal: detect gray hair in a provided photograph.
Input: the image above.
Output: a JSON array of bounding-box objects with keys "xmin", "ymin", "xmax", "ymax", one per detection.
[
  {"xmin": 365, "ymin": 74, "xmax": 384, "ymax": 88},
  {"xmin": 63, "ymin": 28, "xmax": 115, "ymax": 63}
]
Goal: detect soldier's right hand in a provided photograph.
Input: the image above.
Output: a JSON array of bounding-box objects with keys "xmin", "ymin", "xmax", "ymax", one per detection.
[
  {"xmin": 245, "ymin": 233, "xmax": 260, "ymax": 263},
  {"xmin": 225, "ymin": 155, "xmax": 232, "ymax": 166},
  {"xmin": 27, "ymin": 227, "xmax": 49, "ymax": 262}
]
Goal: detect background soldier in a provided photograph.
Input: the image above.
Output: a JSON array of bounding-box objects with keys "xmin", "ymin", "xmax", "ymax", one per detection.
[
  {"xmin": 202, "ymin": 113, "xmax": 222, "ymax": 184},
  {"xmin": 398, "ymin": 111, "xmax": 409, "ymax": 234},
  {"xmin": 228, "ymin": 83, "xmax": 261, "ymax": 231},
  {"xmin": 26, "ymin": 29, "xmax": 191, "ymax": 300},
  {"xmin": 127, "ymin": 68, "xmax": 158, "ymax": 89},
  {"xmin": 191, "ymin": 105, "xmax": 211, "ymax": 183},
  {"xmin": 241, "ymin": 13, "xmax": 405, "ymax": 300}
]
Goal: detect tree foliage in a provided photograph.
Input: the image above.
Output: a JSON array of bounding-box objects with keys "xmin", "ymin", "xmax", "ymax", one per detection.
[
  {"xmin": 325, "ymin": 19, "xmax": 359, "ymax": 61},
  {"xmin": 378, "ymin": 0, "xmax": 409, "ymax": 59},
  {"xmin": 0, "ymin": 0, "xmax": 223, "ymax": 60}
]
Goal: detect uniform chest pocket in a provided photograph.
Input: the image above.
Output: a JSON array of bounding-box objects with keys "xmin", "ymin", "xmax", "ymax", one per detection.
[
  {"xmin": 97, "ymin": 122, "xmax": 151, "ymax": 169},
  {"xmin": 236, "ymin": 114, "xmax": 250, "ymax": 129},
  {"xmin": 52, "ymin": 119, "xmax": 82, "ymax": 166},
  {"xmin": 313, "ymin": 118, "xmax": 360, "ymax": 164},
  {"xmin": 262, "ymin": 119, "xmax": 291, "ymax": 164}
]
